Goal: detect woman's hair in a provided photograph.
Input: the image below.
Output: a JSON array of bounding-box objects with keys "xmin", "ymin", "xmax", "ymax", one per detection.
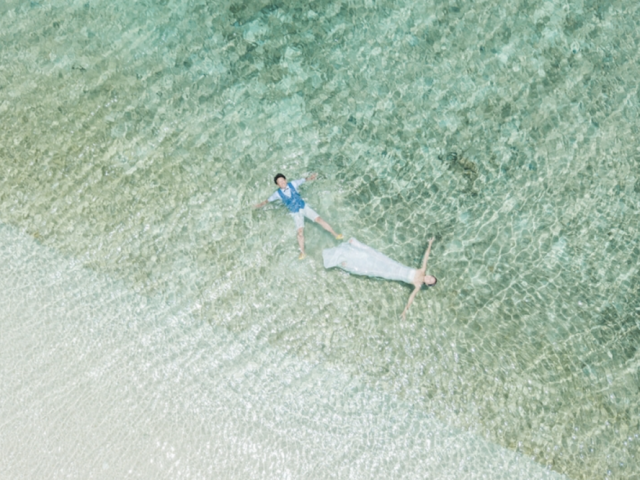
[{"xmin": 274, "ymin": 173, "xmax": 286, "ymax": 184}]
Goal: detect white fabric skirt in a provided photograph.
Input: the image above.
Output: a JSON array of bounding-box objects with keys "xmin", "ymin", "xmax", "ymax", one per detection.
[{"xmin": 323, "ymin": 238, "xmax": 416, "ymax": 284}]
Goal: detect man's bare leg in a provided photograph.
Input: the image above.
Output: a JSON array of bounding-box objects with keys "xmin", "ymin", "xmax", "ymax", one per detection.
[
  {"xmin": 315, "ymin": 217, "xmax": 342, "ymax": 239},
  {"xmin": 297, "ymin": 228, "xmax": 306, "ymax": 259}
]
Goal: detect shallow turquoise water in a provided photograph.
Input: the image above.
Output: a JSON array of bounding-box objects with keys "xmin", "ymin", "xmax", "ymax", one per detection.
[
  {"xmin": 1, "ymin": 0, "xmax": 639, "ymax": 478},
  {"xmin": 0, "ymin": 224, "xmax": 561, "ymax": 479}
]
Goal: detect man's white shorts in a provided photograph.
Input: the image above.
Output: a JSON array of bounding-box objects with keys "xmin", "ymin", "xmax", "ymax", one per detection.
[{"xmin": 291, "ymin": 205, "xmax": 320, "ymax": 230}]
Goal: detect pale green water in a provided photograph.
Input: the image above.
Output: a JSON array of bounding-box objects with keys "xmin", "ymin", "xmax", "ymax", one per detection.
[
  {"xmin": 0, "ymin": 224, "xmax": 562, "ymax": 479},
  {"xmin": 0, "ymin": 0, "xmax": 639, "ymax": 478}
]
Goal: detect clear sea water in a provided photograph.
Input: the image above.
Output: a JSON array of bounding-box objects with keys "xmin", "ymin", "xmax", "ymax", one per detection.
[{"xmin": 0, "ymin": 0, "xmax": 638, "ymax": 478}]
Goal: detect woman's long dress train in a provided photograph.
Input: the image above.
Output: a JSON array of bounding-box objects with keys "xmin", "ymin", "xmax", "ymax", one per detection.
[{"xmin": 322, "ymin": 238, "xmax": 416, "ymax": 284}]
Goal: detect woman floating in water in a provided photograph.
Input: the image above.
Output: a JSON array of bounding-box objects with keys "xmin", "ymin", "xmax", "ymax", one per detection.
[{"xmin": 323, "ymin": 237, "xmax": 436, "ymax": 319}]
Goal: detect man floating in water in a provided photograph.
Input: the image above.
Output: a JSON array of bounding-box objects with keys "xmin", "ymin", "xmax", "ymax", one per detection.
[
  {"xmin": 254, "ymin": 173, "xmax": 343, "ymax": 260},
  {"xmin": 323, "ymin": 237, "xmax": 436, "ymax": 319}
]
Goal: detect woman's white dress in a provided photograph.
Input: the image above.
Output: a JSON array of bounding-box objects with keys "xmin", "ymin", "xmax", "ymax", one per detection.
[{"xmin": 322, "ymin": 238, "xmax": 416, "ymax": 284}]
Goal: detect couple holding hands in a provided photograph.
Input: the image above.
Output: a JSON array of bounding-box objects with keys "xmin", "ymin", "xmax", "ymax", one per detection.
[{"xmin": 254, "ymin": 173, "xmax": 437, "ymax": 318}]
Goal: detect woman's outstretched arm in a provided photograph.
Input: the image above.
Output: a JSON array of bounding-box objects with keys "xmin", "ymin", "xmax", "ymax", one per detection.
[
  {"xmin": 402, "ymin": 285, "xmax": 421, "ymax": 320},
  {"xmin": 403, "ymin": 238, "xmax": 435, "ymax": 319},
  {"xmin": 420, "ymin": 238, "xmax": 435, "ymax": 271}
]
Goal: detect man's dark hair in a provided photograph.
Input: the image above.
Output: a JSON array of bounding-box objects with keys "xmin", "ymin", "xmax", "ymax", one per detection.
[{"xmin": 274, "ymin": 173, "xmax": 286, "ymax": 184}]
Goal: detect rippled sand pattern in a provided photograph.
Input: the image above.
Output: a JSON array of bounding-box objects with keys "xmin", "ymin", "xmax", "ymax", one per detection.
[
  {"xmin": 0, "ymin": 225, "xmax": 563, "ymax": 479},
  {"xmin": 1, "ymin": 0, "xmax": 639, "ymax": 477}
]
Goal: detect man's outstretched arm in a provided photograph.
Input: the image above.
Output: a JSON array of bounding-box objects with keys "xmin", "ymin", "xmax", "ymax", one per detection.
[{"xmin": 253, "ymin": 199, "xmax": 268, "ymax": 209}]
